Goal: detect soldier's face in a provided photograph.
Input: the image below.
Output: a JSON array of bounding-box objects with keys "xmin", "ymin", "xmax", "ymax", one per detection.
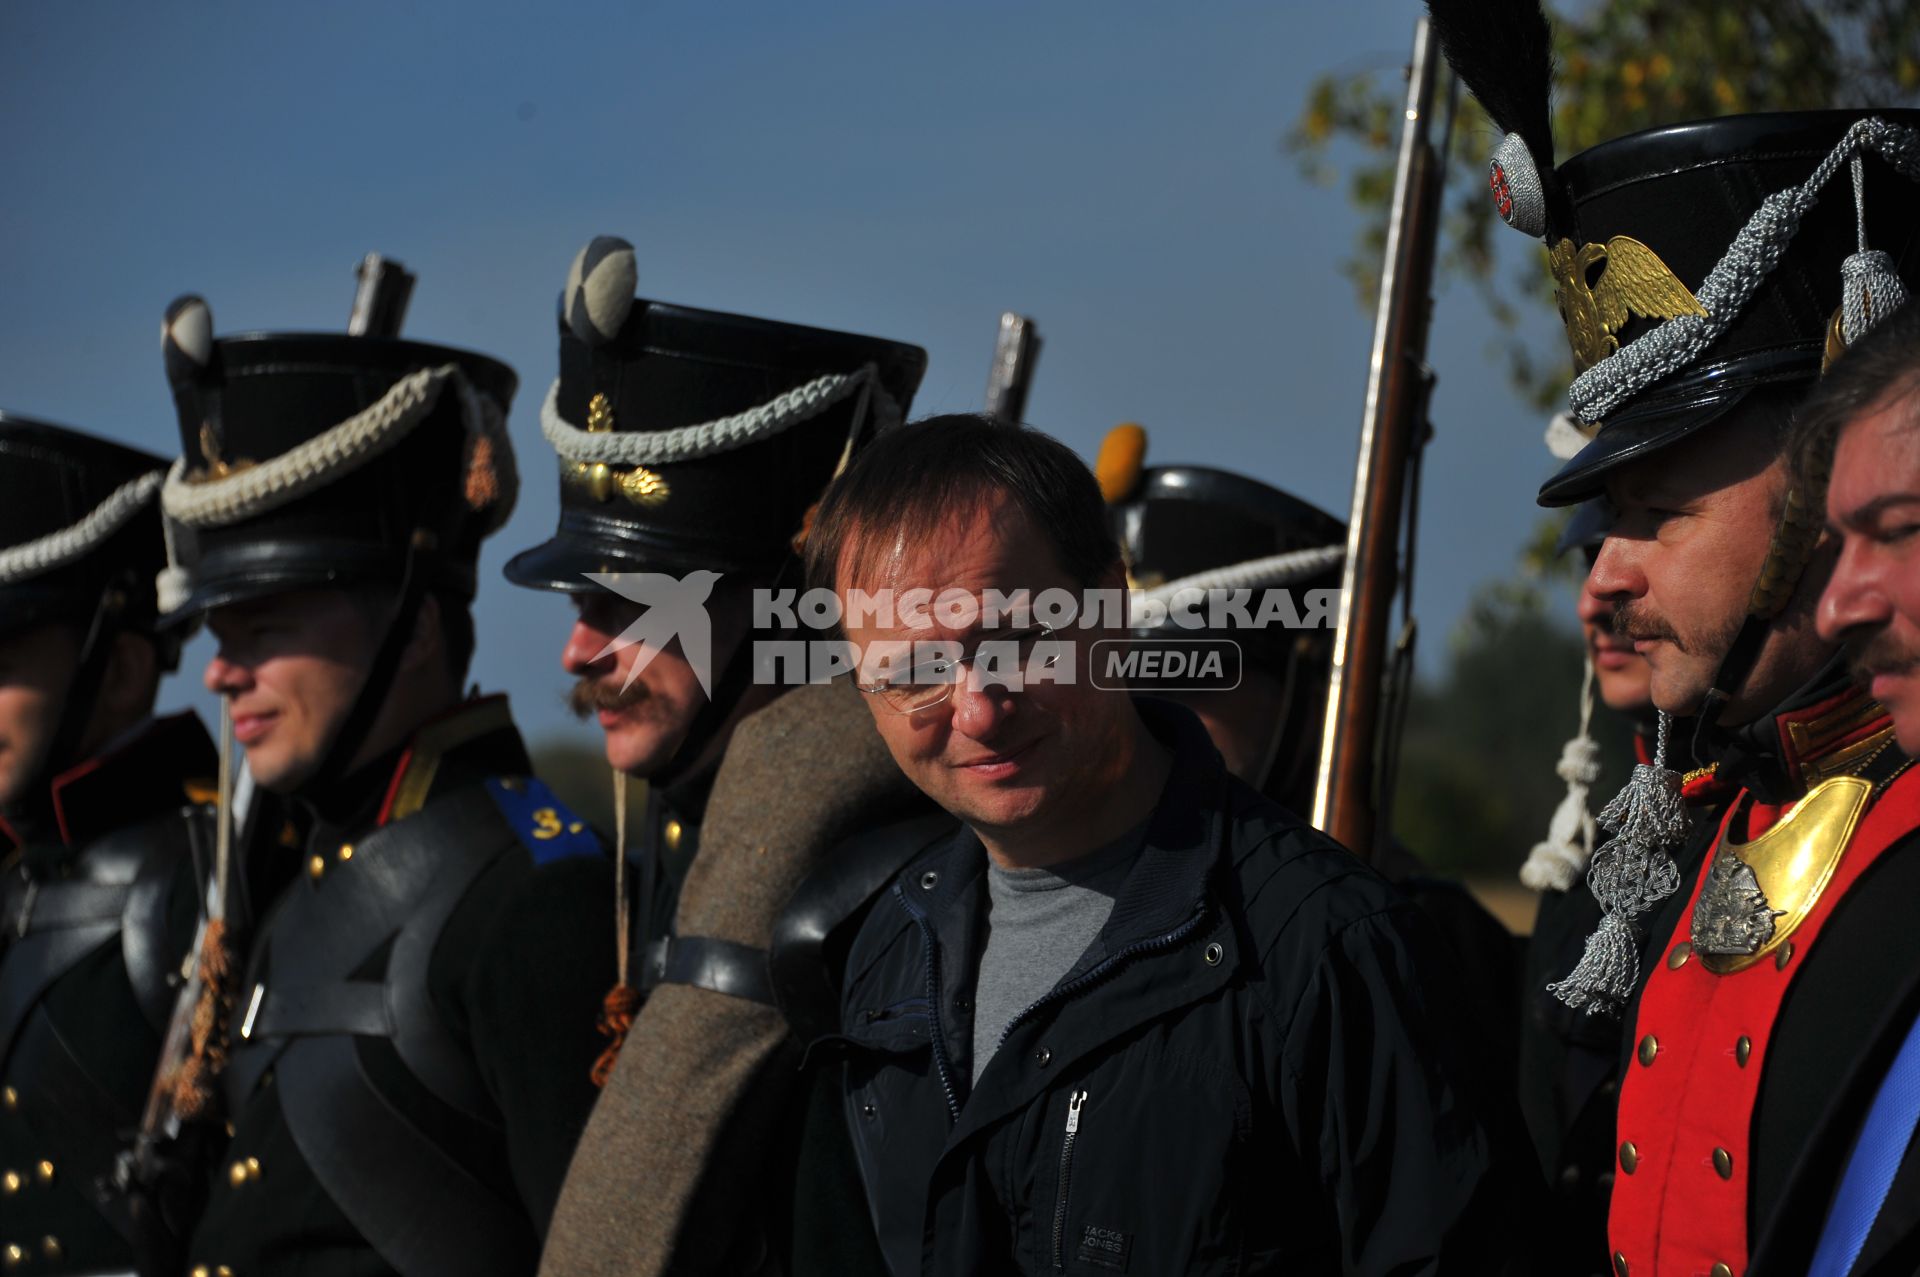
[
  {"xmin": 562, "ymin": 586, "xmax": 749, "ymax": 778},
  {"xmin": 837, "ymin": 494, "xmax": 1137, "ymax": 853},
  {"xmin": 203, "ymin": 590, "xmax": 379, "ymax": 792},
  {"xmin": 1589, "ymin": 418, "xmax": 1832, "ymax": 725},
  {"xmin": 0, "ymin": 624, "xmax": 78, "ymax": 811},
  {"xmin": 1817, "ymin": 388, "xmax": 1920, "ymax": 752},
  {"xmin": 1575, "ymin": 560, "xmax": 1653, "ymax": 716}
]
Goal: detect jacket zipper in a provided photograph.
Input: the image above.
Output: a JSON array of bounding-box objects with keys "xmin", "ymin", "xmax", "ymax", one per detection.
[
  {"xmin": 892, "ymin": 882, "xmax": 962, "ymax": 1122},
  {"xmin": 1052, "ymin": 1089, "xmax": 1088, "ymax": 1270}
]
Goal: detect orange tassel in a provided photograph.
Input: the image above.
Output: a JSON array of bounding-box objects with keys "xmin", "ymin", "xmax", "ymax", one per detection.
[
  {"xmin": 590, "ymin": 982, "xmax": 642, "ymax": 1088},
  {"xmin": 464, "ymin": 435, "xmax": 499, "ymax": 511},
  {"xmin": 170, "ymin": 919, "xmax": 237, "ymax": 1119}
]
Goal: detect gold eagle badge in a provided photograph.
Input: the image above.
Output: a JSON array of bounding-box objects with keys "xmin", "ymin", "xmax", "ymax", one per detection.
[{"xmin": 1550, "ymin": 236, "xmax": 1707, "ymax": 373}]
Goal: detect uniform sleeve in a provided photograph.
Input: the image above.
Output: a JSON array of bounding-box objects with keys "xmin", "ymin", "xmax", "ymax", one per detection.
[
  {"xmin": 1275, "ymin": 903, "xmax": 1542, "ymax": 1276},
  {"xmin": 437, "ymin": 852, "xmax": 618, "ymax": 1235}
]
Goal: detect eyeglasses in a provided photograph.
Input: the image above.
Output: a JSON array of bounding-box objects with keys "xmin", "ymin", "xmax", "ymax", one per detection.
[{"xmin": 856, "ymin": 623, "xmax": 1062, "ymax": 715}]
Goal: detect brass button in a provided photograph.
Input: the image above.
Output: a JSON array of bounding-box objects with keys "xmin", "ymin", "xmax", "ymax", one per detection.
[
  {"xmin": 1713, "ymin": 1147, "xmax": 1733, "ymax": 1179},
  {"xmin": 34, "ymin": 1160, "xmax": 51, "ymax": 1184},
  {"xmin": 1668, "ymin": 942, "xmax": 1693, "ymax": 969},
  {"xmin": 1777, "ymin": 942, "xmax": 1794, "ymax": 970},
  {"xmin": 192, "ymin": 1266, "xmax": 212, "ymax": 1277},
  {"xmin": 307, "ymin": 854, "xmax": 326, "ymax": 880},
  {"xmin": 338, "ymin": 843, "xmax": 354, "ymax": 863},
  {"xmin": 1613, "ymin": 1252, "xmax": 1629, "ymax": 1277},
  {"xmin": 1638, "ymin": 1035, "xmax": 1658, "ymax": 1067},
  {"xmin": 1, "ymin": 1170, "xmax": 18, "ymax": 1194},
  {"xmin": 1619, "ymin": 1141, "xmax": 1639, "ymax": 1174},
  {"xmin": 39, "ymin": 1238, "xmax": 59, "ymax": 1262},
  {"xmin": 1711, "ymin": 1265, "xmax": 1733, "ymax": 1277},
  {"xmin": 1, "ymin": 1086, "xmax": 15, "ymax": 1110},
  {"xmin": 663, "ymin": 819, "xmax": 683, "ymax": 852},
  {"xmin": 1736, "ymin": 1035, "xmax": 1752, "ymax": 1067},
  {"xmin": 217, "ymin": 1267, "xmax": 235, "ymax": 1277},
  {"xmin": 229, "ymin": 1160, "xmax": 247, "ymax": 1188},
  {"xmin": 246, "ymin": 1157, "xmax": 260, "ymax": 1181},
  {"xmin": 568, "ymin": 821, "xmax": 585, "ymax": 834},
  {"xmin": 4, "ymin": 1245, "xmax": 24, "ymax": 1270}
]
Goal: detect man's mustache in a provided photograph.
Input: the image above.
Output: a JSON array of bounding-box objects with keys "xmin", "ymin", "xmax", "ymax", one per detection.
[
  {"xmin": 1847, "ymin": 630, "xmax": 1920, "ymax": 689},
  {"xmin": 568, "ymin": 677, "xmax": 649, "ymax": 720},
  {"xmin": 1611, "ymin": 601, "xmax": 1685, "ymax": 651}
]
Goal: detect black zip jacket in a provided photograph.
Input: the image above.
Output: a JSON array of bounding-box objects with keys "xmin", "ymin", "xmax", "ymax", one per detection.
[{"xmin": 833, "ymin": 699, "xmax": 1538, "ymax": 1276}]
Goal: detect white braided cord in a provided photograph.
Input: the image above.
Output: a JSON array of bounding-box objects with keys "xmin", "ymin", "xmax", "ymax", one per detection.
[
  {"xmin": 538, "ymin": 362, "xmax": 898, "ymax": 466},
  {"xmin": 1569, "ymin": 117, "xmax": 1920, "ymax": 424},
  {"xmin": 1139, "ymin": 545, "xmax": 1345, "ymax": 606},
  {"xmin": 0, "ymin": 470, "xmax": 164, "ymax": 585},
  {"xmin": 160, "ymin": 363, "xmax": 515, "ymax": 532}
]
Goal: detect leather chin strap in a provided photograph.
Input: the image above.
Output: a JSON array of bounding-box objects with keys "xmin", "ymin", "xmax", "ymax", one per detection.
[
  {"xmin": 299, "ymin": 546, "xmax": 430, "ymax": 797},
  {"xmin": 1691, "ymin": 605, "xmax": 1775, "ymax": 768},
  {"xmin": 34, "ymin": 583, "xmax": 127, "ymax": 804}
]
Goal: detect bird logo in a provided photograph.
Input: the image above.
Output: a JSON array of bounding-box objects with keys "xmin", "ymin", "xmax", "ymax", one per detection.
[
  {"xmin": 583, "ymin": 570, "xmax": 723, "ymax": 697},
  {"xmin": 1549, "ymin": 236, "xmax": 1707, "ymax": 373}
]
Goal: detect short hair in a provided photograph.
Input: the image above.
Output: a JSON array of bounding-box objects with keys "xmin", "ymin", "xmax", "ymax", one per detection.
[
  {"xmin": 1792, "ymin": 300, "xmax": 1920, "ymax": 493},
  {"xmin": 803, "ymin": 413, "xmax": 1119, "ymax": 595}
]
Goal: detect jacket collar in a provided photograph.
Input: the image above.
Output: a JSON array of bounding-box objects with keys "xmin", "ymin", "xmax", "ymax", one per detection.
[
  {"xmin": 1, "ymin": 711, "xmax": 216, "ymax": 854},
  {"xmin": 1713, "ymin": 655, "xmax": 1893, "ymax": 804},
  {"xmin": 295, "ymin": 695, "xmax": 529, "ymax": 855}
]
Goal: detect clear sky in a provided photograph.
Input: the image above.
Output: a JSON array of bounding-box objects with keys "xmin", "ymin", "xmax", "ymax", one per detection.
[{"xmin": 0, "ymin": 0, "xmax": 1569, "ymax": 747}]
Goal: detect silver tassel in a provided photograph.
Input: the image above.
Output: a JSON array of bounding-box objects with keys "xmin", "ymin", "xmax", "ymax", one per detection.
[
  {"xmin": 1841, "ymin": 156, "xmax": 1910, "ymax": 347},
  {"xmin": 1549, "ymin": 712, "xmax": 1691, "ymax": 1015}
]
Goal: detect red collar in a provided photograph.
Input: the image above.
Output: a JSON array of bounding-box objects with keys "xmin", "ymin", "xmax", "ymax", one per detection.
[
  {"xmin": 3, "ymin": 712, "xmax": 217, "ymax": 851},
  {"xmin": 372, "ymin": 694, "xmax": 515, "ymax": 827}
]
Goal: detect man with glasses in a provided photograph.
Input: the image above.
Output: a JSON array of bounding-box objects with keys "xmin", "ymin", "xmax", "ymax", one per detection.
[{"xmin": 804, "ymin": 412, "xmax": 1534, "ymax": 1276}]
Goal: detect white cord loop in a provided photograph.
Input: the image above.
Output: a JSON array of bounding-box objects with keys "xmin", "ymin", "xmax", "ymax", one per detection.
[
  {"xmin": 160, "ymin": 363, "xmax": 515, "ymax": 532},
  {"xmin": 0, "ymin": 470, "xmax": 165, "ymax": 586},
  {"xmin": 1569, "ymin": 117, "xmax": 1920, "ymax": 424},
  {"xmin": 1137, "ymin": 545, "xmax": 1345, "ymax": 607},
  {"xmin": 539, "ymin": 363, "xmax": 900, "ymax": 467}
]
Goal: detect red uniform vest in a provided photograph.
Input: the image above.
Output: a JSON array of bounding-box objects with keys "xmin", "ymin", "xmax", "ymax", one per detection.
[{"xmin": 1607, "ymin": 689, "xmax": 1912, "ymax": 1277}]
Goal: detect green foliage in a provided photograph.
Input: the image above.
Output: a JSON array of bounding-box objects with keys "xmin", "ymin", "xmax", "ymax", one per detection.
[
  {"xmin": 1390, "ymin": 579, "xmax": 1637, "ymax": 877},
  {"xmin": 1287, "ymin": 0, "xmax": 1920, "ymax": 408}
]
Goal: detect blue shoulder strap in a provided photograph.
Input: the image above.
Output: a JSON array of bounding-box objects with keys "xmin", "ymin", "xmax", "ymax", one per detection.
[
  {"xmin": 1808, "ymin": 1005, "xmax": 1920, "ymax": 1276},
  {"xmin": 484, "ymin": 776, "xmax": 602, "ymax": 865}
]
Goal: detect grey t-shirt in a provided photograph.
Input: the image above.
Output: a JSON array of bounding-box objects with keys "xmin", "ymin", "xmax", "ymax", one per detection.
[{"xmin": 970, "ymin": 824, "xmax": 1147, "ymax": 1082}]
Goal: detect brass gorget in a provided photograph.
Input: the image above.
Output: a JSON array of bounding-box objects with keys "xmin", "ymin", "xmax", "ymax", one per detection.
[{"xmin": 1691, "ymin": 775, "xmax": 1873, "ymax": 974}]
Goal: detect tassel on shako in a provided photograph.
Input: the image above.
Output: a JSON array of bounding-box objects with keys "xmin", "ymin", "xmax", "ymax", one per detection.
[{"xmin": 1549, "ymin": 712, "xmax": 1692, "ymax": 1015}]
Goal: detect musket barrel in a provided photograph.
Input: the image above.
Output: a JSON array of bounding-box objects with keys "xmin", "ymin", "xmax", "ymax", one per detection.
[
  {"xmin": 1310, "ymin": 17, "xmax": 1453, "ymax": 857},
  {"xmin": 348, "ymin": 252, "xmax": 417, "ymax": 339},
  {"xmin": 984, "ymin": 312, "xmax": 1043, "ymax": 423}
]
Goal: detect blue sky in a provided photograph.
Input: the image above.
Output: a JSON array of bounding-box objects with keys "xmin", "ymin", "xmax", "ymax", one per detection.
[{"xmin": 0, "ymin": 1, "xmax": 1569, "ymax": 746}]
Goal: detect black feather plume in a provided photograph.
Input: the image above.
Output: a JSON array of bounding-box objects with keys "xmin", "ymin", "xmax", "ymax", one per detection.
[{"xmin": 1425, "ymin": 0, "xmax": 1576, "ymax": 240}]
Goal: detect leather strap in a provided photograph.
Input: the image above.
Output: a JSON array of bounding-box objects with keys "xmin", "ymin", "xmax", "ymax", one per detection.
[
  {"xmin": 252, "ymin": 984, "xmax": 390, "ymax": 1039},
  {"xmin": 277, "ymin": 1032, "xmax": 535, "ymax": 1277},
  {"xmin": 0, "ymin": 921, "xmax": 121, "ymax": 1062},
  {"xmin": 769, "ymin": 809, "xmax": 957, "ymax": 1043},
  {"xmin": 655, "ymin": 935, "xmax": 776, "ymax": 1006}
]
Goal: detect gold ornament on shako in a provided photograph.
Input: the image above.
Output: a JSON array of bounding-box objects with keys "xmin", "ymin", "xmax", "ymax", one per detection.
[{"xmin": 1549, "ymin": 236, "xmax": 1708, "ymax": 373}]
